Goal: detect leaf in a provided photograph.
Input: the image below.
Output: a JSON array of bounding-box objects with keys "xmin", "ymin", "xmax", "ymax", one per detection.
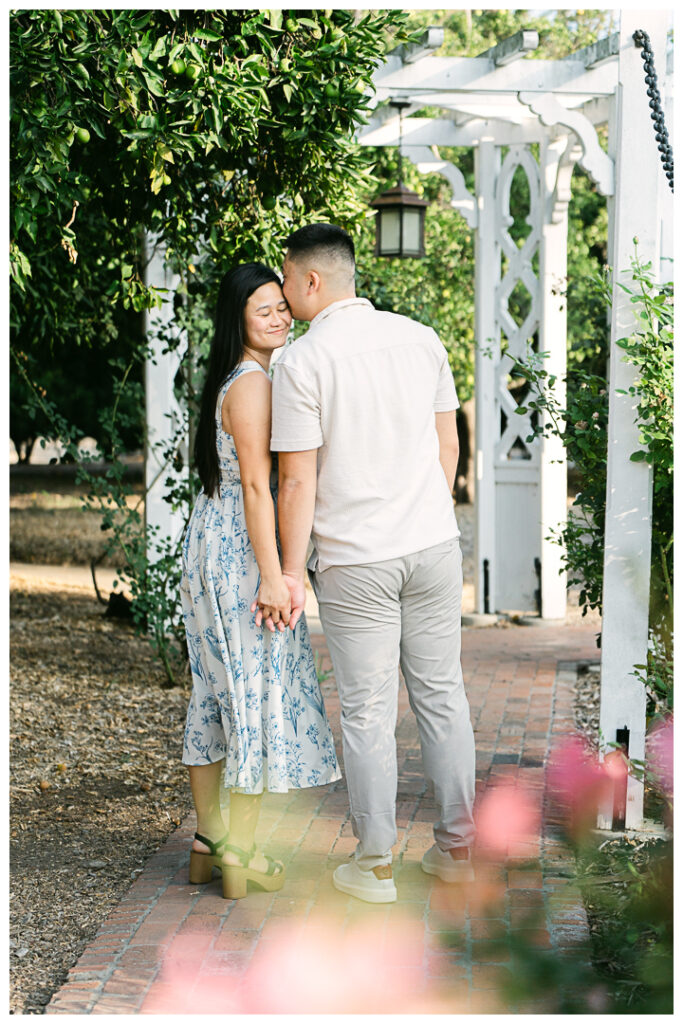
[
  {"xmin": 150, "ymin": 36, "xmax": 167, "ymax": 60},
  {"xmin": 193, "ymin": 28, "xmax": 223, "ymax": 43},
  {"xmin": 143, "ymin": 72, "xmax": 165, "ymax": 98}
]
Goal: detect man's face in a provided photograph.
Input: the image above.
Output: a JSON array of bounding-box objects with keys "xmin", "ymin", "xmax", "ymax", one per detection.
[{"xmin": 281, "ymin": 254, "xmax": 311, "ymax": 322}]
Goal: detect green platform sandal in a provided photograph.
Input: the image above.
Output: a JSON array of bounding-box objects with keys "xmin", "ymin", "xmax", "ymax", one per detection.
[
  {"xmin": 188, "ymin": 831, "xmax": 230, "ymax": 885},
  {"xmin": 220, "ymin": 842, "xmax": 285, "ymax": 900}
]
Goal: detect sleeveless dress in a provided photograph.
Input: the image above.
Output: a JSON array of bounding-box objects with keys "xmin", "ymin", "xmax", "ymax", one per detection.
[{"xmin": 180, "ymin": 361, "xmax": 341, "ymax": 794}]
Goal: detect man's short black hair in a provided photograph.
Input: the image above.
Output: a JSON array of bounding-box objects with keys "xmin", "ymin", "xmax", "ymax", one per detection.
[{"xmin": 284, "ymin": 223, "xmax": 355, "ymax": 266}]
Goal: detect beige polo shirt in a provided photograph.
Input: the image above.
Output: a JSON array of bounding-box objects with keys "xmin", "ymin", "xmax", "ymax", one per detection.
[{"xmin": 270, "ymin": 297, "xmax": 460, "ymax": 571}]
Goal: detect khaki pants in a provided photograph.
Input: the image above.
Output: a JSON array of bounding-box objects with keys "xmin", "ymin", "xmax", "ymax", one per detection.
[{"xmin": 311, "ymin": 538, "xmax": 475, "ymax": 871}]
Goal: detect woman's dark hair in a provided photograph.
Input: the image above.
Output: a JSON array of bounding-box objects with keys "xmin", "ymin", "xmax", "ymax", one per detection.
[{"xmin": 194, "ymin": 262, "xmax": 282, "ymax": 496}]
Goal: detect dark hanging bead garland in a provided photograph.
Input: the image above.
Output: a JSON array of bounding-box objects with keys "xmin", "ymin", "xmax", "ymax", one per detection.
[{"xmin": 633, "ymin": 29, "xmax": 673, "ymax": 192}]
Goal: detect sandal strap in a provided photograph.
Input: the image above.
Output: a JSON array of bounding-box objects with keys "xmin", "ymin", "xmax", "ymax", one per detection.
[
  {"xmin": 194, "ymin": 831, "xmax": 230, "ymax": 857},
  {"xmin": 221, "ymin": 843, "xmax": 282, "ymax": 875},
  {"xmin": 221, "ymin": 842, "xmax": 256, "ymax": 867},
  {"xmin": 261, "ymin": 853, "xmax": 281, "ymax": 876}
]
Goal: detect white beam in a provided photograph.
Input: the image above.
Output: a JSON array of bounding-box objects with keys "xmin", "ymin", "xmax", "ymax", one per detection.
[
  {"xmin": 373, "ymin": 55, "xmax": 618, "ymax": 98},
  {"xmin": 597, "ymin": 11, "xmax": 670, "ymax": 830}
]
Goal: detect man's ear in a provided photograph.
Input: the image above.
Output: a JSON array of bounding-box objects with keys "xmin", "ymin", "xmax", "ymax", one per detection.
[{"xmin": 308, "ymin": 270, "xmax": 322, "ymax": 293}]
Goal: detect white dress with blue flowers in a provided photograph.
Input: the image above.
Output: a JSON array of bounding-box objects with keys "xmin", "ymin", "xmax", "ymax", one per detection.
[{"xmin": 180, "ymin": 361, "xmax": 341, "ymax": 794}]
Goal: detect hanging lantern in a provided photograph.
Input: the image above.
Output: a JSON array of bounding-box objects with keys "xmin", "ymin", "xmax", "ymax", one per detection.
[
  {"xmin": 370, "ymin": 100, "xmax": 429, "ymax": 258},
  {"xmin": 370, "ymin": 184, "xmax": 428, "ymax": 258}
]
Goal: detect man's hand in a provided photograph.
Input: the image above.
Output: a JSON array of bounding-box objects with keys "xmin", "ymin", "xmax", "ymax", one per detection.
[
  {"xmin": 282, "ymin": 570, "xmax": 306, "ymax": 630},
  {"xmin": 250, "ymin": 576, "xmax": 291, "ymax": 632}
]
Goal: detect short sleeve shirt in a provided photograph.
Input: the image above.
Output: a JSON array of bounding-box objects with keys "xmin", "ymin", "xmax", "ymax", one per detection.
[{"xmin": 271, "ymin": 298, "xmax": 460, "ymax": 571}]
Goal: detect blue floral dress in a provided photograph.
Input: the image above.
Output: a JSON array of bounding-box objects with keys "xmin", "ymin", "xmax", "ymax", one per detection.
[{"xmin": 180, "ymin": 361, "xmax": 341, "ymax": 794}]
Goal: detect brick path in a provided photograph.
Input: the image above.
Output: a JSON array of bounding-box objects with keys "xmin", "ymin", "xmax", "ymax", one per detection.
[{"xmin": 47, "ymin": 623, "xmax": 599, "ymax": 1015}]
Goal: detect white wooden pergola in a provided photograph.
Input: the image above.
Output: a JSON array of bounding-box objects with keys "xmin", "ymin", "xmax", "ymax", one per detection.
[{"xmin": 143, "ymin": 11, "xmax": 673, "ymax": 829}]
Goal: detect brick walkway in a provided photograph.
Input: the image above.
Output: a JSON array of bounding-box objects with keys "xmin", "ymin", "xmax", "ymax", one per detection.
[{"xmin": 47, "ymin": 623, "xmax": 599, "ymax": 1015}]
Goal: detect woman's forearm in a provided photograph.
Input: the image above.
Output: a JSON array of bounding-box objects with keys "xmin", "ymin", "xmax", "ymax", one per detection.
[{"xmin": 242, "ymin": 483, "xmax": 283, "ymax": 583}]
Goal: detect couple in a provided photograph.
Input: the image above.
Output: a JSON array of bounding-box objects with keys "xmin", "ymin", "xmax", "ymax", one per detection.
[{"xmin": 180, "ymin": 223, "xmax": 475, "ymax": 904}]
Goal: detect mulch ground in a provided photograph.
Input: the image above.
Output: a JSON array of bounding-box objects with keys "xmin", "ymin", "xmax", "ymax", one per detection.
[{"xmin": 9, "ymin": 581, "xmax": 194, "ymax": 1015}]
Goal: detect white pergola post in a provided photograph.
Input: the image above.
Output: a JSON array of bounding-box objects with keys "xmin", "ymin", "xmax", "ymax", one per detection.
[
  {"xmin": 597, "ymin": 11, "xmax": 670, "ymax": 829},
  {"xmin": 474, "ymin": 138, "xmax": 500, "ymax": 615},
  {"xmin": 536, "ymin": 136, "xmax": 574, "ymax": 621},
  {"xmin": 143, "ymin": 235, "xmax": 188, "ymax": 566}
]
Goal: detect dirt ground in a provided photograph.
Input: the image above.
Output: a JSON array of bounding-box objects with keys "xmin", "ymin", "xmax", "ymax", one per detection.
[
  {"xmin": 10, "ymin": 488, "xmax": 142, "ymax": 569},
  {"xmin": 9, "ymin": 580, "xmax": 193, "ymax": 1014}
]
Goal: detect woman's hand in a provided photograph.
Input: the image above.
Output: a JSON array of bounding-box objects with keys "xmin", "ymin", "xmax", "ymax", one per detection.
[{"xmin": 251, "ymin": 575, "xmax": 291, "ymax": 632}]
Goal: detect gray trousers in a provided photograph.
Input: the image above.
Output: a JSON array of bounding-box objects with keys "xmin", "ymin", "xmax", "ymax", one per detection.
[{"xmin": 311, "ymin": 537, "xmax": 475, "ymax": 871}]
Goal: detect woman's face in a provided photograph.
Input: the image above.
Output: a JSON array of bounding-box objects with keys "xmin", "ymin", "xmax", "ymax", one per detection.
[{"xmin": 243, "ymin": 281, "xmax": 292, "ymax": 355}]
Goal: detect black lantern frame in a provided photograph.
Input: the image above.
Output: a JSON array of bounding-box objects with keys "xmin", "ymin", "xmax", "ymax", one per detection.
[
  {"xmin": 370, "ymin": 184, "xmax": 429, "ymax": 258},
  {"xmin": 370, "ymin": 100, "xmax": 429, "ymax": 258}
]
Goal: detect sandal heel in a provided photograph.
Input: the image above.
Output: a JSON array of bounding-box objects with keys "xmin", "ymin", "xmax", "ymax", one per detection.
[
  {"xmin": 189, "ymin": 851, "xmax": 215, "ymax": 885},
  {"xmin": 222, "ymin": 867, "xmax": 248, "ymax": 900}
]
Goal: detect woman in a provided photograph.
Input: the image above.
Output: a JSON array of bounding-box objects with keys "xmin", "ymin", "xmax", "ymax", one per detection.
[{"xmin": 180, "ymin": 263, "xmax": 340, "ymax": 900}]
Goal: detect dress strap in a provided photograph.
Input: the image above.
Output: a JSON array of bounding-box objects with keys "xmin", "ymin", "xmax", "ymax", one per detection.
[{"xmin": 215, "ymin": 361, "xmax": 270, "ymax": 427}]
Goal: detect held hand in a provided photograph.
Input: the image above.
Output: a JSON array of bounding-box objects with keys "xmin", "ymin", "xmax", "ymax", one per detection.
[
  {"xmin": 282, "ymin": 570, "xmax": 306, "ymax": 631},
  {"xmin": 250, "ymin": 576, "xmax": 291, "ymax": 632}
]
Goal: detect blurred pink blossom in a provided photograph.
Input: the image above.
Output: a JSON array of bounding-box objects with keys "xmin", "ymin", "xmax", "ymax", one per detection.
[
  {"xmin": 648, "ymin": 716, "xmax": 673, "ymax": 795},
  {"xmin": 547, "ymin": 735, "xmax": 608, "ymax": 805},
  {"xmin": 144, "ymin": 917, "xmax": 442, "ymax": 1014},
  {"xmin": 475, "ymin": 781, "xmax": 541, "ymax": 857}
]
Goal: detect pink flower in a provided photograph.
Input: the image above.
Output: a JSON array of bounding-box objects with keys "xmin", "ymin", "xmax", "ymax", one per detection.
[
  {"xmin": 144, "ymin": 917, "xmax": 441, "ymax": 1014},
  {"xmin": 648, "ymin": 716, "xmax": 673, "ymax": 796},
  {"xmin": 546, "ymin": 735, "xmax": 607, "ymax": 805},
  {"xmin": 242, "ymin": 918, "xmax": 430, "ymax": 1013},
  {"xmin": 546, "ymin": 734, "xmax": 612, "ymax": 837},
  {"xmin": 475, "ymin": 781, "xmax": 541, "ymax": 857}
]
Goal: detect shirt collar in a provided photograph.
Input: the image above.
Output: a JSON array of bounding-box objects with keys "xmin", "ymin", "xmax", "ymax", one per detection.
[{"xmin": 309, "ymin": 297, "xmax": 374, "ymax": 330}]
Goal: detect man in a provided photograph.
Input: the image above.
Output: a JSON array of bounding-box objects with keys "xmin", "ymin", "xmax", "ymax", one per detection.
[{"xmin": 266, "ymin": 223, "xmax": 475, "ymax": 904}]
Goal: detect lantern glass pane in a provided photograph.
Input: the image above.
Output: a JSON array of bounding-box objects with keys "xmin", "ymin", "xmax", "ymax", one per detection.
[
  {"xmin": 402, "ymin": 208, "xmax": 422, "ymax": 255},
  {"xmin": 380, "ymin": 209, "xmax": 401, "ymax": 254}
]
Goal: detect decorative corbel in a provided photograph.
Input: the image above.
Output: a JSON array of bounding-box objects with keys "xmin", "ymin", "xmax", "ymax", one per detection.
[
  {"xmin": 518, "ymin": 91, "xmax": 614, "ymax": 196},
  {"xmin": 403, "ymin": 144, "xmax": 478, "ymax": 228}
]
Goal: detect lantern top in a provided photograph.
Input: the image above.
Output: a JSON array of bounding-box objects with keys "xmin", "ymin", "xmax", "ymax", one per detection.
[{"xmin": 370, "ymin": 183, "xmax": 429, "ymax": 210}]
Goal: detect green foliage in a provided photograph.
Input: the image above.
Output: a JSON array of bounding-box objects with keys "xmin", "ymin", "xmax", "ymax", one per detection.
[
  {"xmin": 633, "ymin": 635, "xmax": 674, "ymax": 723},
  {"xmin": 575, "ymin": 836, "xmax": 673, "ymax": 1013},
  {"xmin": 614, "ymin": 254, "xmax": 674, "ymax": 644},
  {"xmin": 10, "ymin": 7, "xmax": 411, "ymax": 683}
]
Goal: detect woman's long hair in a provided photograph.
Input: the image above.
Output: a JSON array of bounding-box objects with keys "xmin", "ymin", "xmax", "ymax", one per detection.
[{"xmin": 194, "ymin": 262, "xmax": 282, "ymax": 496}]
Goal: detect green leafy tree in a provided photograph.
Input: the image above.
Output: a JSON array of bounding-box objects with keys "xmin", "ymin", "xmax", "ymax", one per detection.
[{"xmin": 10, "ymin": 7, "xmax": 412, "ymax": 680}]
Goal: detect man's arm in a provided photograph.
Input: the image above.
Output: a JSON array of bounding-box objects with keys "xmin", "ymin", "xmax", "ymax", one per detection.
[
  {"xmin": 277, "ymin": 449, "xmax": 318, "ymax": 629},
  {"xmin": 435, "ymin": 410, "xmax": 459, "ymax": 493}
]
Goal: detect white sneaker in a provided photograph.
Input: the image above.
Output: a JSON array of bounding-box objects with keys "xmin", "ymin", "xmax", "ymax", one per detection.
[
  {"xmin": 332, "ymin": 860, "xmax": 397, "ymax": 904},
  {"xmin": 421, "ymin": 844, "xmax": 474, "ymax": 883}
]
